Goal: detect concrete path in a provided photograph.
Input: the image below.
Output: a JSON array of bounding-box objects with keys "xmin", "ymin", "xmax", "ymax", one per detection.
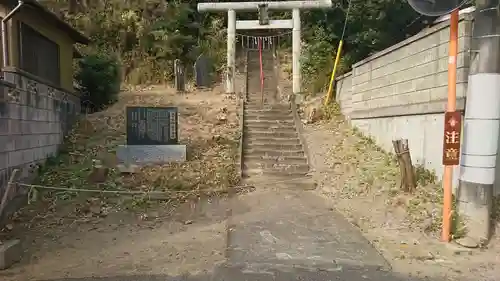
[
  {"xmin": 226, "ymin": 189, "xmax": 389, "ymax": 271},
  {"xmin": 37, "ymin": 188, "xmax": 434, "ymax": 281}
]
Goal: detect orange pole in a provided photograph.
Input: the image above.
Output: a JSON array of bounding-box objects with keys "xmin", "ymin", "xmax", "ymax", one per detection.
[{"xmin": 442, "ymin": 9, "xmax": 459, "ymax": 242}]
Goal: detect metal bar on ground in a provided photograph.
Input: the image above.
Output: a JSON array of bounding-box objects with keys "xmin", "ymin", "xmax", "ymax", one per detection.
[{"xmin": 198, "ymin": 1, "xmax": 333, "ymax": 12}]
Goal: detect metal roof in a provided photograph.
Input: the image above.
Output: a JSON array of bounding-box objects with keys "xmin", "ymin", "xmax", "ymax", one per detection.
[{"xmin": 5, "ymin": 0, "xmax": 89, "ymax": 44}]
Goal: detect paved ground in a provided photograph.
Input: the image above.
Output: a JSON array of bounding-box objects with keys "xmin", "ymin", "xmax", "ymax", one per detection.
[
  {"xmin": 39, "ymin": 267, "xmax": 427, "ymax": 281},
  {"xmin": 31, "ymin": 188, "xmax": 434, "ymax": 281}
]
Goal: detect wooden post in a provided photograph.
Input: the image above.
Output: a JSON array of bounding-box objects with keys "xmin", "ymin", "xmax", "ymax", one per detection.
[
  {"xmin": 392, "ymin": 139, "xmax": 416, "ymax": 192},
  {"xmin": 174, "ymin": 59, "xmax": 185, "ymax": 93}
]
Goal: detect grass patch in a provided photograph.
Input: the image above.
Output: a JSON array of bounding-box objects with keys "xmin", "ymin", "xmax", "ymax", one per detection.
[
  {"xmin": 321, "ymin": 102, "xmax": 342, "ymax": 120},
  {"xmin": 29, "ymin": 91, "xmax": 241, "ymax": 216},
  {"xmin": 328, "ymin": 114, "xmax": 466, "ymax": 238}
]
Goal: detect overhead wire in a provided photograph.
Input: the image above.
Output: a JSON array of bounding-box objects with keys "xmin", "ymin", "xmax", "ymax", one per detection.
[{"xmin": 340, "ymin": 0, "xmax": 352, "ymax": 41}]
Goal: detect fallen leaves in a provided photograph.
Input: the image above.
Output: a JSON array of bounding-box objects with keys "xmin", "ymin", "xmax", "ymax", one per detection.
[
  {"xmin": 16, "ymin": 86, "xmax": 241, "ymax": 228},
  {"xmin": 304, "ymin": 102, "xmax": 449, "ymax": 236}
]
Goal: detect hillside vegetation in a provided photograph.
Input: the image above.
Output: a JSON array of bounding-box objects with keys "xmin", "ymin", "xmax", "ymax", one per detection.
[{"xmin": 43, "ymin": 0, "xmax": 432, "ymax": 92}]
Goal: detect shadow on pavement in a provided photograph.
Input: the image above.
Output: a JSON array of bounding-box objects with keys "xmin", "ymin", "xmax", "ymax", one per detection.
[{"xmin": 36, "ymin": 263, "xmax": 434, "ymax": 281}]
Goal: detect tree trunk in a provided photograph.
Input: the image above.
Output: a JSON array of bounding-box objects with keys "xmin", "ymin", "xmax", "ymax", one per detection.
[
  {"xmin": 392, "ymin": 138, "xmax": 416, "ymax": 192},
  {"xmin": 68, "ymin": 0, "xmax": 78, "ymax": 14}
]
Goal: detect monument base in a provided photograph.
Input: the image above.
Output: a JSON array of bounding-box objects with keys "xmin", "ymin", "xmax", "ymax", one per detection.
[{"xmin": 116, "ymin": 145, "xmax": 187, "ymax": 166}]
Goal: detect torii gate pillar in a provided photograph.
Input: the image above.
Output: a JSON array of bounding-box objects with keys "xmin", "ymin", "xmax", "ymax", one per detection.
[
  {"xmin": 292, "ymin": 8, "xmax": 301, "ymax": 96},
  {"xmin": 198, "ymin": 1, "xmax": 333, "ymax": 95},
  {"xmin": 227, "ymin": 9, "xmax": 236, "ymax": 95}
]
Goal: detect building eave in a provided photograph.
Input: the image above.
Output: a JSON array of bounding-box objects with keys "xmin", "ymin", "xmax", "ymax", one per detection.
[{"xmin": 7, "ymin": 0, "xmax": 90, "ymax": 44}]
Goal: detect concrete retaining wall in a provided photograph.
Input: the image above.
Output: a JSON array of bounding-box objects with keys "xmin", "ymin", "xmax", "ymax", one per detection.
[
  {"xmin": 335, "ymin": 14, "xmax": 474, "ymax": 192},
  {"xmin": 0, "ymin": 68, "xmax": 79, "ymax": 212}
]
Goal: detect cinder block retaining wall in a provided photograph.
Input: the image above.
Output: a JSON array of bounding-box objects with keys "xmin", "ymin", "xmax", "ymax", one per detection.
[
  {"xmin": 0, "ymin": 68, "xmax": 79, "ymax": 213},
  {"xmin": 335, "ymin": 14, "xmax": 481, "ymax": 193}
]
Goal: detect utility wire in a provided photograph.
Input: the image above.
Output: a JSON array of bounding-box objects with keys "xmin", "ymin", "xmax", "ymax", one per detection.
[
  {"xmin": 340, "ymin": 0, "xmax": 352, "ymax": 42},
  {"xmin": 324, "ymin": 0, "xmax": 352, "ymax": 105}
]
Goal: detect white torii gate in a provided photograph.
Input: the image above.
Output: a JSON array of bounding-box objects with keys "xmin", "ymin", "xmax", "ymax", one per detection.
[{"xmin": 197, "ymin": 1, "xmax": 333, "ymax": 95}]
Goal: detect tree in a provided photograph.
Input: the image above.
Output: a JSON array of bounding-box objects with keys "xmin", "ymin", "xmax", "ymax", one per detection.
[{"xmin": 44, "ymin": 0, "xmax": 432, "ymax": 89}]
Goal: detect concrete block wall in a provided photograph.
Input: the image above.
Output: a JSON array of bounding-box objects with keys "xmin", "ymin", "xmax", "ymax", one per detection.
[
  {"xmin": 0, "ymin": 68, "xmax": 79, "ymax": 209},
  {"xmin": 335, "ymin": 14, "xmax": 474, "ymax": 192},
  {"xmin": 335, "ymin": 72, "xmax": 353, "ymax": 119}
]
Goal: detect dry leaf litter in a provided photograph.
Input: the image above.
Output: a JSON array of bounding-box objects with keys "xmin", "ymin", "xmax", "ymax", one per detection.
[
  {"xmin": 301, "ymin": 99, "xmax": 500, "ymax": 280},
  {"xmin": 1, "ymin": 85, "xmax": 241, "ymax": 235}
]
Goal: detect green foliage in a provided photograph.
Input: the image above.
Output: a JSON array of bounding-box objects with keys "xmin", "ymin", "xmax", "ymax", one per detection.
[
  {"xmin": 46, "ymin": 0, "xmax": 226, "ymax": 85},
  {"xmin": 301, "ymin": 27, "xmax": 336, "ymax": 94},
  {"xmin": 44, "ymin": 0, "xmax": 432, "ymax": 88},
  {"xmin": 299, "ymin": 0, "xmax": 431, "ymax": 93},
  {"xmin": 301, "ymin": 26, "xmax": 352, "ymax": 94},
  {"xmin": 76, "ymin": 53, "xmax": 121, "ymax": 111},
  {"xmin": 414, "ymin": 165, "xmax": 437, "ymax": 186},
  {"xmin": 321, "ymin": 102, "xmax": 342, "ymax": 120}
]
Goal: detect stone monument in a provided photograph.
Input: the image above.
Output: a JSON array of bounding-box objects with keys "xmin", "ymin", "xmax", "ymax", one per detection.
[
  {"xmin": 194, "ymin": 54, "xmax": 212, "ymax": 88},
  {"xmin": 116, "ymin": 106, "xmax": 187, "ymax": 170},
  {"xmin": 174, "ymin": 59, "xmax": 185, "ymax": 93}
]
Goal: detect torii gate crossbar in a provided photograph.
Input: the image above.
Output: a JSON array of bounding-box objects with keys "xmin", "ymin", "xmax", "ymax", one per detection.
[{"xmin": 197, "ymin": 1, "xmax": 333, "ymax": 95}]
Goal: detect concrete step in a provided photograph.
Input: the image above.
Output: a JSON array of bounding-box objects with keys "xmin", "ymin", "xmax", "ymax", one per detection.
[
  {"xmin": 245, "ymin": 102, "xmax": 277, "ymax": 108},
  {"xmin": 246, "ymin": 130, "xmax": 298, "ymax": 138},
  {"xmin": 245, "ymin": 103, "xmax": 289, "ymax": 110},
  {"xmin": 247, "ymin": 77, "xmax": 276, "ymax": 82},
  {"xmin": 244, "ymin": 120, "xmax": 295, "ymax": 129},
  {"xmin": 244, "ymin": 154, "xmax": 308, "ymax": 164},
  {"xmin": 245, "ymin": 119, "xmax": 294, "ymax": 126},
  {"xmin": 243, "ymin": 162, "xmax": 309, "ymax": 173},
  {"xmin": 246, "ymin": 82, "xmax": 275, "ymax": 87},
  {"xmin": 247, "ymin": 68, "xmax": 275, "ymax": 72},
  {"xmin": 246, "ymin": 90, "xmax": 276, "ymax": 95},
  {"xmin": 243, "ymin": 176, "xmax": 316, "ymax": 190},
  {"xmin": 244, "ymin": 126, "xmax": 297, "ymax": 134},
  {"xmin": 245, "ymin": 108, "xmax": 292, "ymax": 115},
  {"xmin": 246, "ymin": 65, "xmax": 275, "ymax": 71},
  {"xmin": 246, "ymin": 88, "xmax": 276, "ymax": 93},
  {"xmin": 244, "ymin": 143, "xmax": 303, "ymax": 151},
  {"xmin": 245, "ymin": 113, "xmax": 293, "ymax": 121},
  {"xmin": 246, "ymin": 137, "xmax": 301, "ymax": 145},
  {"xmin": 247, "ymin": 59, "xmax": 274, "ymax": 65},
  {"xmin": 244, "ymin": 122, "xmax": 295, "ymax": 129},
  {"xmin": 244, "ymin": 148, "xmax": 305, "ymax": 157},
  {"xmin": 244, "ymin": 93, "xmax": 278, "ymax": 98},
  {"xmin": 244, "ymin": 106, "xmax": 290, "ymax": 113},
  {"xmin": 244, "ymin": 102, "xmax": 266, "ymax": 108},
  {"xmin": 242, "ymin": 168, "xmax": 309, "ymax": 178}
]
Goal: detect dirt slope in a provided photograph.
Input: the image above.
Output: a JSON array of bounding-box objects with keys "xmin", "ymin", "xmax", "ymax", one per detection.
[
  {"xmin": 302, "ymin": 105, "xmax": 500, "ymax": 280},
  {"xmin": 0, "ymin": 85, "xmax": 241, "ymax": 280}
]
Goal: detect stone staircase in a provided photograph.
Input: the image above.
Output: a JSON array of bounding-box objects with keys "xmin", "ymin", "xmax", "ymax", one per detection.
[{"xmin": 241, "ymin": 50, "xmax": 313, "ymax": 189}]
